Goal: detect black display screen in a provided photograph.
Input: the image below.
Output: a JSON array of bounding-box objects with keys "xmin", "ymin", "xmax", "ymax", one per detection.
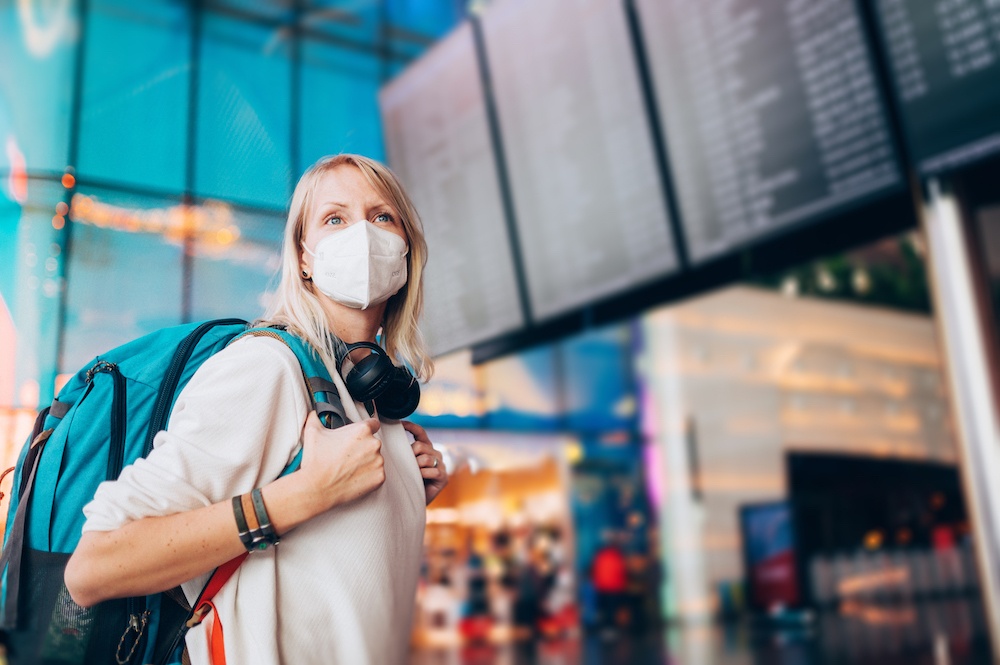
[
  {"xmin": 874, "ymin": 0, "xmax": 1000, "ymax": 174},
  {"xmin": 635, "ymin": 0, "xmax": 903, "ymax": 264}
]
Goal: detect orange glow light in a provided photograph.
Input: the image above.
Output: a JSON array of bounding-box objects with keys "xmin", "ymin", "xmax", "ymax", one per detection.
[
  {"xmin": 55, "ymin": 201, "xmax": 69, "ymax": 215},
  {"xmin": 61, "ymin": 173, "xmax": 76, "ymax": 189},
  {"xmin": 863, "ymin": 530, "xmax": 884, "ymax": 550},
  {"xmin": 52, "ymin": 215, "xmax": 65, "ymax": 230}
]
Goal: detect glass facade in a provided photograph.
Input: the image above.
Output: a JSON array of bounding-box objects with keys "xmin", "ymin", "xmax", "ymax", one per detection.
[{"xmin": 0, "ymin": 0, "xmax": 466, "ymax": 430}]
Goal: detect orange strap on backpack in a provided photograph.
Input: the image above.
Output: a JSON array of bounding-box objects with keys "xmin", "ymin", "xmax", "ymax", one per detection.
[{"xmin": 186, "ymin": 552, "xmax": 248, "ymax": 665}]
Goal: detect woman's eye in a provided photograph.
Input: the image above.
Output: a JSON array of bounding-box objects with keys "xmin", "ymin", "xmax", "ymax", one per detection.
[
  {"xmin": 324, "ymin": 216, "xmax": 343, "ymax": 225},
  {"xmin": 374, "ymin": 212, "xmax": 394, "ymax": 223}
]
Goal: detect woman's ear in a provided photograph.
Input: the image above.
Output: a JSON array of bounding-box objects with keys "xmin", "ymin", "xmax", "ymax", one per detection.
[{"xmin": 300, "ymin": 251, "xmax": 312, "ymax": 280}]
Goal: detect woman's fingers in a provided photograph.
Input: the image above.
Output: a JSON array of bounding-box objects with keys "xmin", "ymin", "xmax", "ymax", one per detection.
[
  {"xmin": 402, "ymin": 421, "xmax": 448, "ymax": 505},
  {"xmin": 411, "ymin": 441, "xmax": 436, "ymax": 456},
  {"xmin": 401, "ymin": 420, "xmax": 429, "ymax": 442},
  {"xmin": 415, "ymin": 452, "xmax": 440, "ymax": 467}
]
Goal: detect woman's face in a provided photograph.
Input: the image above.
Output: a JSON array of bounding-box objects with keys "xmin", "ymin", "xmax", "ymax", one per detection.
[{"xmin": 299, "ymin": 163, "xmax": 408, "ymax": 277}]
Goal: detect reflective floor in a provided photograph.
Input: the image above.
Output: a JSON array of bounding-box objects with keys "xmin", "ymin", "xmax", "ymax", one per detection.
[{"xmin": 409, "ymin": 596, "xmax": 993, "ymax": 665}]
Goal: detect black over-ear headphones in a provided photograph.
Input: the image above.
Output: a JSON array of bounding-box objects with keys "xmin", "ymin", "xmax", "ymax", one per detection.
[{"xmin": 336, "ymin": 341, "xmax": 420, "ymax": 420}]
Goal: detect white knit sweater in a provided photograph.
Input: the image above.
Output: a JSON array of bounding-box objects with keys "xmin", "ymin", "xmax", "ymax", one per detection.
[{"xmin": 81, "ymin": 336, "xmax": 427, "ymax": 665}]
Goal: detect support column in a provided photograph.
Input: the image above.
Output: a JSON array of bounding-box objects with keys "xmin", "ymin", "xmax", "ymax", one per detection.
[{"xmin": 921, "ymin": 177, "xmax": 1000, "ymax": 660}]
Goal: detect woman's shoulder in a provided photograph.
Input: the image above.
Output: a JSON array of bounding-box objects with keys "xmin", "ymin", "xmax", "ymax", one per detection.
[
  {"xmin": 217, "ymin": 332, "xmax": 301, "ymax": 364},
  {"xmin": 190, "ymin": 333, "xmax": 306, "ymax": 388}
]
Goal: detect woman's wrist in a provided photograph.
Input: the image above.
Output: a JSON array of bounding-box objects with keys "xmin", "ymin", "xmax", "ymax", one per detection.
[
  {"xmin": 258, "ymin": 472, "xmax": 336, "ymax": 538},
  {"xmin": 231, "ymin": 489, "xmax": 281, "ymax": 552}
]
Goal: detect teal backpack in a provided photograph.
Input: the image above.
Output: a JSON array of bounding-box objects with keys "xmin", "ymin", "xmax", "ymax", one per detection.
[{"xmin": 0, "ymin": 318, "xmax": 346, "ymax": 665}]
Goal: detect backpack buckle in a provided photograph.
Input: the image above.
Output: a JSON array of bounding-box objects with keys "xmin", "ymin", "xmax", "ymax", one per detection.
[{"xmin": 186, "ymin": 602, "xmax": 213, "ymax": 629}]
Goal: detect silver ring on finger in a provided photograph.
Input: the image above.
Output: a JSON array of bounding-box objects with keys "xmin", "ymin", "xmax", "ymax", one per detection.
[{"xmin": 433, "ymin": 457, "xmax": 439, "ymax": 468}]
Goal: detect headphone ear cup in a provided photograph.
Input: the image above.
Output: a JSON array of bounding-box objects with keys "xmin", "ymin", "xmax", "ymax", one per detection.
[
  {"xmin": 344, "ymin": 353, "xmax": 395, "ymax": 403},
  {"xmin": 373, "ymin": 369, "xmax": 420, "ymax": 420}
]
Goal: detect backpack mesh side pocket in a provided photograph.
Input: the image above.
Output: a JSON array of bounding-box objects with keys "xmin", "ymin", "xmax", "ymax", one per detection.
[{"xmin": 7, "ymin": 549, "xmax": 133, "ymax": 665}]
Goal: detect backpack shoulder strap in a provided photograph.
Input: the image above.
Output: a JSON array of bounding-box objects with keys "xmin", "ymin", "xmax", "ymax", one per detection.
[{"xmin": 229, "ymin": 327, "xmax": 348, "ymax": 470}]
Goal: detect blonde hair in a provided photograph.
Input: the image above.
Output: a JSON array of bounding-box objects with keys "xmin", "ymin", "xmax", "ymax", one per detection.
[{"xmin": 254, "ymin": 154, "xmax": 433, "ymax": 381}]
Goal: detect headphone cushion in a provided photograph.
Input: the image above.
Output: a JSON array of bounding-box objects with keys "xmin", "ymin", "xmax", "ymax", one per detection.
[
  {"xmin": 345, "ymin": 354, "xmax": 394, "ymax": 402},
  {"xmin": 375, "ymin": 371, "xmax": 421, "ymax": 420}
]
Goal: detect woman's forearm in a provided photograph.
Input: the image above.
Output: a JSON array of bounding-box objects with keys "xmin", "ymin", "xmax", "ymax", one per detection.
[
  {"xmin": 66, "ymin": 416, "xmax": 386, "ymax": 607},
  {"xmin": 64, "ymin": 475, "xmax": 324, "ymax": 608}
]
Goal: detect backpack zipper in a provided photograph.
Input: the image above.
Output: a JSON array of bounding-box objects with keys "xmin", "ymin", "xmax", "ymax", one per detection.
[
  {"xmin": 144, "ymin": 319, "xmax": 247, "ymax": 456},
  {"xmin": 87, "ymin": 361, "xmax": 128, "ymax": 482}
]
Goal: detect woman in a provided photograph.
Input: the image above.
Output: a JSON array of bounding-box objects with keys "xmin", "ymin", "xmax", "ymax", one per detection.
[{"xmin": 64, "ymin": 154, "xmax": 449, "ymax": 664}]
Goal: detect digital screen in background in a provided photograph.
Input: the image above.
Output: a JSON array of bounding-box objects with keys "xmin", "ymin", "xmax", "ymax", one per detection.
[
  {"xmin": 635, "ymin": 0, "xmax": 902, "ymax": 265},
  {"xmin": 740, "ymin": 501, "xmax": 800, "ymax": 610},
  {"xmin": 379, "ymin": 22, "xmax": 526, "ymax": 358},
  {"xmin": 874, "ymin": 0, "xmax": 1000, "ymax": 174},
  {"xmin": 479, "ymin": 0, "xmax": 679, "ymax": 323}
]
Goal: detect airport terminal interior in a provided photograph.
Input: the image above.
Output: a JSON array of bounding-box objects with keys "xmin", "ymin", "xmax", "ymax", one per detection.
[{"xmin": 2, "ymin": 0, "xmax": 1000, "ymax": 663}]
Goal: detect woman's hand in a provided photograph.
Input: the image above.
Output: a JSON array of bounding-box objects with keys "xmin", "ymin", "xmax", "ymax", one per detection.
[
  {"xmin": 299, "ymin": 411, "xmax": 385, "ymax": 512},
  {"xmin": 402, "ymin": 420, "xmax": 448, "ymax": 505}
]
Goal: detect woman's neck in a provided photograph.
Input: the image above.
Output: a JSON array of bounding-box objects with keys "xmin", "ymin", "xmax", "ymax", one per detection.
[{"xmin": 319, "ymin": 296, "xmax": 386, "ymax": 344}]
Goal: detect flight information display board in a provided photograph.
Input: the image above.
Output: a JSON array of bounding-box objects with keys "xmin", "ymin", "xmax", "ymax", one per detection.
[
  {"xmin": 635, "ymin": 0, "xmax": 903, "ymax": 264},
  {"xmin": 874, "ymin": 0, "xmax": 1000, "ymax": 174},
  {"xmin": 480, "ymin": 0, "xmax": 679, "ymax": 323},
  {"xmin": 379, "ymin": 22, "xmax": 525, "ymax": 357}
]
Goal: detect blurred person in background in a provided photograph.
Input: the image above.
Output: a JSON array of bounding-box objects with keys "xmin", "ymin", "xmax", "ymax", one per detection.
[
  {"xmin": 63, "ymin": 154, "xmax": 448, "ymax": 665},
  {"xmin": 459, "ymin": 550, "xmax": 493, "ymax": 644},
  {"xmin": 590, "ymin": 530, "xmax": 628, "ymax": 637}
]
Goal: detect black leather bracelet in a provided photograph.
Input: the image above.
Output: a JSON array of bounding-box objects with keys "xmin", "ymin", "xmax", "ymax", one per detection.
[
  {"xmin": 250, "ymin": 488, "xmax": 280, "ymax": 547},
  {"xmin": 231, "ymin": 495, "xmax": 254, "ymax": 551}
]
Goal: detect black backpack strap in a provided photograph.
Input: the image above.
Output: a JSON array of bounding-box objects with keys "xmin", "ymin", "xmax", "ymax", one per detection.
[
  {"xmin": 0, "ymin": 424, "xmax": 54, "ymax": 629},
  {"xmin": 18, "ymin": 406, "xmax": 51, "ymax": 500}
]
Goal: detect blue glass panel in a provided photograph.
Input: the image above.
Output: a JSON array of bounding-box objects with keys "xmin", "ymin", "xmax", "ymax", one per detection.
[
  {"xmin": 213, "ymin": 0, "xmax": 293, "ymax": 21},
  {"xmin": 386, "ymin": 58, "xmax": 408, "ymax": 79},
  {"xmin": 196, "ymin": 15, "xmax": 292, "ymax": 208},
  {"xmin": 77, "ymin": 0, "xmax": 190, "ymax": 192},
  {"xmin": 0, "ymin": 1, "xmax": 76, "ymax": 173},
  {"xmin": 299, "ymin": 40, "xmax": 384, "ymax": 173},
  {"xmin": 62, "ymin": 187, "xmax": 184, "ymax": 372},
  {"xmin": 0, "ymin": 187, "xmax": 19, "ymax": 410},
  {"xmin": 5, "ymin": 179, "xmax": 66, "ymax": 407},
  {"xmin": 386, "ymin": 0, "xmax": 463, "ymax": 40},
  {"xmin": 189, "ymin": 205, "xmax": 284, "ymax": 322},
  {"xmin": 481, "ymin": 344, "xmax": 561, "ymax": 431},
  {"xmin": 562, "ymin": 324, "xmax": 637, "ymax": 432},
  {"xmin": 305, "ymin": 1, "xmax": 380, "ymax": 46}
]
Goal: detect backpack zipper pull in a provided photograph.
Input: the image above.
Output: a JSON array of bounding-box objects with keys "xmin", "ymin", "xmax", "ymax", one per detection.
[{"xmin": 86, "ymin": 360, "xmax": 118, "ymax": 383}]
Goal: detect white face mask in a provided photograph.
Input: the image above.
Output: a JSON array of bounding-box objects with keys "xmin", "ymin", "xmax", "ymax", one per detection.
[{"xmin": 302, "ymin": 220, "xmax": 408, "ymax": 309}]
